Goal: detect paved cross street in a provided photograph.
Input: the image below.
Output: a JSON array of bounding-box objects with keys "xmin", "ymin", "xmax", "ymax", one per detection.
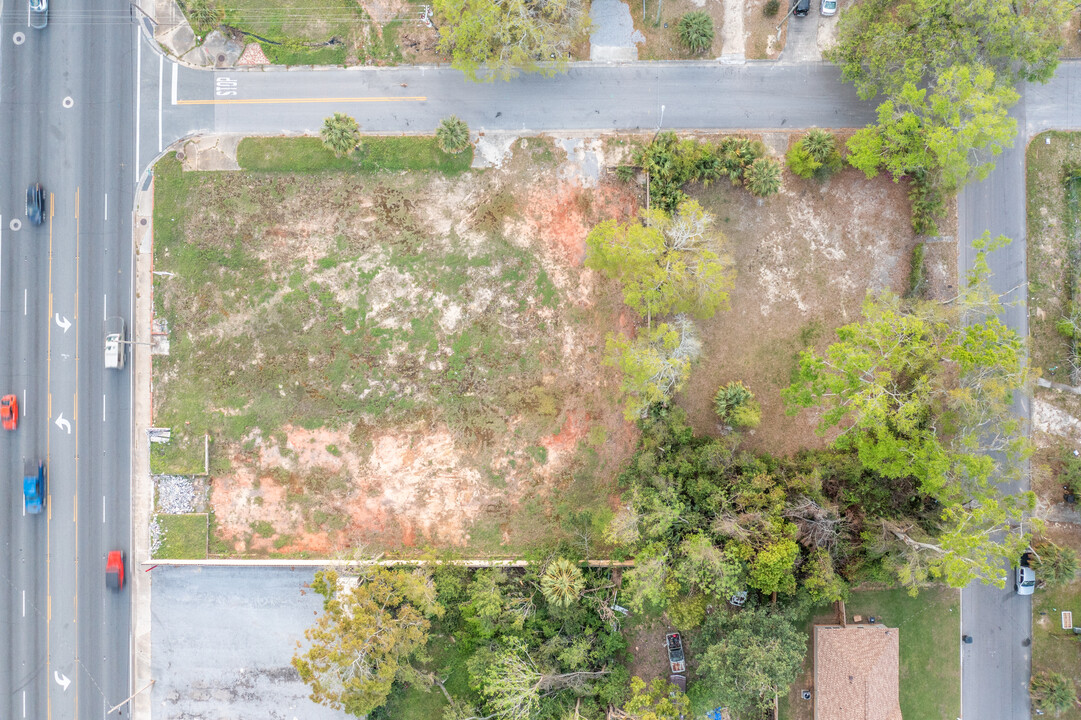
[{"xmin": 2, "ymin": 3, "xmax": 1079, "ymax": 718}]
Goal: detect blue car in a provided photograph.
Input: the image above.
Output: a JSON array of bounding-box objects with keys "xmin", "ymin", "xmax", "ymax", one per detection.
[
  {"xmin": 26, "ymin": 183, "xmax": 44, "ymax": 225},
  {"xmin": 23, "ymin": 460, "xmax": 44, "ymax": 514}
]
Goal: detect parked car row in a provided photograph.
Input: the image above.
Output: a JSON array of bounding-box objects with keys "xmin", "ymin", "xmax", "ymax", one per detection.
[{"xmin": 793, "ymin": 0, "xmax": 837, "ymax": 17}]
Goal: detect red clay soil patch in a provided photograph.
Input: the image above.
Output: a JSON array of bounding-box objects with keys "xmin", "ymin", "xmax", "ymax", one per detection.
[{"xmin": 524, "ymin": 180, "xmax": 638, "ymax": 267}]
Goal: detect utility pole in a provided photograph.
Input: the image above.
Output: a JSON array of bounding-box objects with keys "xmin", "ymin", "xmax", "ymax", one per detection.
[{"xmin": 109, "ymin": 680, "xmax": 155, "ymax": 715}]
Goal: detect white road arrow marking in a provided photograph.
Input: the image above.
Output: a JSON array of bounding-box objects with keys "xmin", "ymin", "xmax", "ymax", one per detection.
[
  {"xmin": 55, "ymin": 413, "xmax": 71, "ymax": 434},
  {"xmin": 54, "ymin": 314, "xmax": 71, "ymax": 333},
  {"xmin": 54, "ymin": 671, "xmax": 70, "ymax": 691}
]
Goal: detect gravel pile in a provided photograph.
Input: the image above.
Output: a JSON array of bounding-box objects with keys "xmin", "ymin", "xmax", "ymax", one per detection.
[
  {"xmin": 149, "ymin": 517, "xmax": 163, "ymax": 556},
  {"xmin": 155, "ymin": 474, "xmax": 197, "ymax": 514}
]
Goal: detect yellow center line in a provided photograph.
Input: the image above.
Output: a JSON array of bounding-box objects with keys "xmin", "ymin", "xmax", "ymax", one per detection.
[
  {"xmin": 176, "ymin": 96, "xmax": 426, "ymax": 105},
  {"xmin": 46, "ymin": 191, "xmax": 53, "ymax": 720}
]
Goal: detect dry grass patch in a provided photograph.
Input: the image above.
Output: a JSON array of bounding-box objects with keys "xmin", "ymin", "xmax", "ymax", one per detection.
[{"xmin": 632, "ymin": 0, "xmax": 725, "ymax": 59}]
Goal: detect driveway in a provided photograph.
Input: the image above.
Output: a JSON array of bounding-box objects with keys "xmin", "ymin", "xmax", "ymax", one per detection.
[{"xmin": 782, "ymin": 6, "xmax": 841, "ymax": 62}]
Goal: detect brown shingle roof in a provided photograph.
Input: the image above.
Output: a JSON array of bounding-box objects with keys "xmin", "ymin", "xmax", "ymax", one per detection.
[{"xmin": 814, "ymin": 625, "xmax": 902, "ymax": 720}]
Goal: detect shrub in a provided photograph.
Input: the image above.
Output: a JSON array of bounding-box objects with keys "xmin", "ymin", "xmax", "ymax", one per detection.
[
  {"xmin": 714, "ymin": 381, "xmax": 761, "ymax": 429},
  {"xmin": 905, "ymin": 242, "xmax": 927, "ymax": 299},
  {"xmin": 788, "ymin": 129, "xmax": 842, "ymax": 180},
  {"xmin": 436, "ymin": 115, "xmax": 471, "ymax": 154},
  {"xmin": 744, "ymin": 157, "xmax": 783, "ymax": 197},
  {"xmin": 666, "ymin": 592, "xmax": 708, "ymax": 629},
  {"xmin": 1030, "ymin": 541, "xmax": 1079, "ymax": 589},
  {"xmin": 1030, "ymin": 670, "xmax": 1077, "ymax": 715},
  {"xmin": 908, "ymin": 179, "xmax": 945, "ymax": 235},
  {"xmin": 786, "ymin": 144, "xmax": 820, "ymax": 179},
  {"xmin": 183, "ymin": 0, "xmax": 223, "ymax": 30},
  {"xmin": 320, "ymin": 113, "xmax": 361, "ymax": 158},
  {"xmin": 677, "ymin": 12, "xmax": 714, "ymax": 53},
  {"xmin": 763, "ymin": 0, "xmax": 780, "ymax": 16}
]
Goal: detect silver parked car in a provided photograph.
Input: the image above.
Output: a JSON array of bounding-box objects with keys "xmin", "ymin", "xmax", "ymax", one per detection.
[
  {"xmin": 821, "ymin": 0, "xmax": 838, "ymax": 15},
  {"xmin": 29, "ymin": 0, "xmax": 48, "ymax": 29},
  {"xmin": 1015, "ymin": 565, "xmax": 1036, "ymax": 595}
]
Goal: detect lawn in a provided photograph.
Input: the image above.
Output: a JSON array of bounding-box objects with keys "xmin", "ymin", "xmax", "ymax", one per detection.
[
  {"xmin": 1033, "ymin": 546, "xmax": 1081, "ymax": 719},
  {"xmin": 780, "ymin": 586, "xmax": 960, "ymax": 720},
  {"xmin": 237, "ymin": 136, "xmax": 473, "ymax": 175},
  {"xmin": 155, "ymin": 513, "xmax": 209, "ymax": 559}
]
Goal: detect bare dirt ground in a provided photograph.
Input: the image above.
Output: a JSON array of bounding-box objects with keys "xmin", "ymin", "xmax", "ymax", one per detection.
[
  {"xmin": 743, "ymin": 0, "xmax": 788, "ymax": 59},
  {"xmin": 631, "ymin": 0, "xmax": 726, "ymax": 60},
  {"xmin": 669, "ymin": 132, "xmax": 946, "ymax": 457}
]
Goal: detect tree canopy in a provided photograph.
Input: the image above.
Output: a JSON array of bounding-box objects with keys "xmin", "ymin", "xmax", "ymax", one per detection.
[
  {"xmin": 434, "ymin": 0, "xmax": 590, "ymax": 81},
  {"xmin": 293, "ymin": 566, "xmax": 443, "ymax": 717},
  {"xmin": 784, "ymin": 236, "xmax": 1037, "ymax": 590}
]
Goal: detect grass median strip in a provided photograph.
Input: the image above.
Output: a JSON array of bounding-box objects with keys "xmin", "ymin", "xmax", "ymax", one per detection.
[{"xmin": 237, "ymin": 136, "xmax": 472, "ymax": 175}]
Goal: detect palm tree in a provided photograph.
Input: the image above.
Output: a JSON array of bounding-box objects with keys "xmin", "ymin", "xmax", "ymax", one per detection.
[
  {"xmin": 744, "ymin": 157, "xmax": 782, "ymax": 197},
  {"xmin": 436, "ymin": 116, "xmax": 471, "ymax": 154},
  {"xmin": 320, "ymin": 113, "xmax": 361, "ymax": 158},
  {"xmin": 540, "ymin": 558, "xmax": 585, "ymax": 608},
  {"xmin": 677, "ymin": 12, "xmax": 714, "ymax": 53}
]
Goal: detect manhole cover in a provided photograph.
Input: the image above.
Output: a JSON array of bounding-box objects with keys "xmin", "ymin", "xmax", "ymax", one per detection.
[
  {"xmin": 13, "ymin": 32, "xmax": 25, "ymax": 45},
  {"xmin": 140, "ymin": 218, "xmax": 148, "ymax": 226},
  {"xmin": 9, "ymin": 218, "xmax": 22, "ymax": 231},
  {"xmin": 62, "ymin": 96, "xmax": 74, "ymax": 109},
  {"xmin": 217, "ymin": 54, "xmax": 226, "ymax": 63},
  {"xmin": 175, "ymin": 151, "xmax": 185, "ymax": 161}
]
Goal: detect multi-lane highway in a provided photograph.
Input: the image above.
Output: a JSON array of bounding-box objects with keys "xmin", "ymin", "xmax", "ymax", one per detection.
[{"xmin": 0, "ymin": 2, "xmax": 135, "ymax": 719}]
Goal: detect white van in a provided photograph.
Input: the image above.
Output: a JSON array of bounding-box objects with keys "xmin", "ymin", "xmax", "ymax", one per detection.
[{"xmin": 105, "ymin": 317, "xmax": 126, "ymax": 370}]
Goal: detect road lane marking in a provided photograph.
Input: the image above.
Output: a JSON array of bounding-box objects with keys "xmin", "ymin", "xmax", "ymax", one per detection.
[
  {"xmin": 171, "ymin": 60, "xmax": 178, "ymax": 105},
  {"xmin": 24, "ymin": 288, "xmax": 27, "ymax": 314},
  {"xmin": 176, "ymin": 96, "xmax": 427, "ymax": 105},
  {"xmin": 102, "ymin": 495, "xmax": 106, "ymax": 523},
  {"xmin": 159, "ymin": 54, "xmax": 163, "ymax": 151},
  {"xmin": 22, "ymin": 590, "xmax": 25, "ymax": 616},
  {"xmin": 136, "ymin": 35, "xmax": 141, "ymax": 183},
  {"xmin": 104, "ymin": 193, "xmax": 108, "ymax": 222},
  {"xmin": 22, "ymin": 690, "xmax": 25, "ymax": 718},
  {"xmin": 45, "ymin": 192, "xmax": 53, "ymax": 720},
  {"xmin": 104, "ymin": 293, "xmax": 107, "ymax": 318},
  {"xmin": 103, "ymin": 394, "xmax": 106, "ymax": 423}
]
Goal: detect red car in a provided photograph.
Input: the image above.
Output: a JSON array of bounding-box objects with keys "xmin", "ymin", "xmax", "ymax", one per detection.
[
  {"xmin": 1, "ymin": 394, "xmax": 17, "ymax": 430},
  {"xmin": 106, "ymin": 551, "xmax": 125, "ymax": 591}
]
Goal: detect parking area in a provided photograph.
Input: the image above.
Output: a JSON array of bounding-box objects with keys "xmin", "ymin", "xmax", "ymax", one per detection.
[
  {"xmin": 151, "ymin": 566, "xmax": 348, "ymax": 720},
  {"xmin": 782, "ymin": 1, "xmax": 841, "ymax": 62}
]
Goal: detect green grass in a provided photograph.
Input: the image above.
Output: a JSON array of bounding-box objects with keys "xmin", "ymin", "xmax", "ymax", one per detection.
[
  {"xmin": 149, "ymin": 434, "xmax": 206, "ymax": 475},
  {"xmin": 237, "ymin": 136, "xmax": 473, "ymax": 175},
  {"xmin": 1033, "ymin": 579, "xmax": 1081, "ymax": 719},
  {"xmin": 156, "ymin": 513, "xmax": 209, "ymax": 559},
  {"xmin": 846, "ymin": 587, "xmax": 960, "ymax": 720}
]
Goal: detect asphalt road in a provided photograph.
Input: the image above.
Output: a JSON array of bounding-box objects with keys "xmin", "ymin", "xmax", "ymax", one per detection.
[
  {"xmin": 128, "ymin": 39, "xmax": 1080, "ymax": 720},
  {"xmin": 0, "ymin": 2, "xmax": 135, "ymax": 719}
]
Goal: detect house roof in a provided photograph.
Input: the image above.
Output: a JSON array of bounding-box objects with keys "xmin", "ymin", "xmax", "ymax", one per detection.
[{"xmin": 814, "ymin": 625, "xmax": 902, "ymax": 720}]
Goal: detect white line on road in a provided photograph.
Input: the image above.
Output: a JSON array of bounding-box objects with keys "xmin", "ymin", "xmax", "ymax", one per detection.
[
  {"xmin": 135, "ymin": 32, "xmax": 142, "ymax": 184},
  {"xmin": 159, "ymin": 54, "xmax": 164, "ymax": 151},
  {"xmin": 104, "ymin": 293, "xmax": 107, "ymax": 319},
  {"xmin": 23, "ymin": 288, "xmax": 26, "ymax": 315},
  {"xmin": 22, "ymin": 389, "xmax": 25, "ymax": 420},
  {"xmin": 104, "ymin": 193, "xmax": 108, "ymax": 222},
  {"xmin": 22, "ymin": 590, "xmax": 25, "ymax": 617},
  {"xmin": 103, "ymin": 393, "xmax": 106, "ymax": 423},
  {"xmin": 102, "ymin": 495, "xmax": 106, "ymax": 524},
  {"xmin": 22, "ymin": 689, "xmax": 25, "ymax": 718},
  {"xmin": 172, "ymin": 61, "xmax": 178, "ymax": 106}
]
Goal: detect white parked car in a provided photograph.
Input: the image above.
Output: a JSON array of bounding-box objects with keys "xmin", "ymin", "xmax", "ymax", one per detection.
[
  {"xmin": 821, "ymin": 0, "xmax": 838, "ymax": 15},
  {"xmin": 1015, "ymin": 565, "xmax": 1036, "ymax": 596}
]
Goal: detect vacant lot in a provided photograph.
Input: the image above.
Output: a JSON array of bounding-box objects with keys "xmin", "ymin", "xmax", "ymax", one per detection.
[
  {"xmin": 153, "ymin": 131, "xmax": 922, "ymax": 557},
  {"xmin": 676, "ymin": 135, "xmax": 940, "ymax": 457},
  {"xmin": 780, "ymin": 587, "xmax": 961, "ymax": 720}
]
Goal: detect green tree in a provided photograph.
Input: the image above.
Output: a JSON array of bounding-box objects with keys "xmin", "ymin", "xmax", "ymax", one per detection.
[
  {"xmin": 622, "ymin": 676, "xmax": 690, "ymax": 720},
  {"xmin": 586, "ymin": 200, "xmax": 734, "ymax": 324},
  {"xmin": 743, "ymin": 156, "xmax": 782, "ymax": 197},
  {"xmin": 802, "ymin": 548, "xmax": 848, "ymax": 603},
  {"xmin": 748, "ymin": 538, "xmax": 799, "ymax": 597},
  {"xmin": 788, "ymin": 129, "xmax": 843, "ymax": 180},
  {"xmin": 783, "ymin": 236, "xmax": 1036, "ymax": 590},
  {"xmin": 690, "ymin": 606, "xmax": 806, "ymax": 716},
  {"xmin": 320, "ymin": 113, "xmax": 362, "ymax": 158},
  {"xmin": 677, "ymin": 12, "xmax": 714, "ymax": 53},
  {"xmin": 827, "ymin": 0, "xmax": 1072, "ymax": 101},
  {"xmin": 436, "ymin": 115, "xmax": 471, "ymax": 154},
  {"xmin": 434, "ymin": 0, "xmax": 590, "ymax": 82},
  {"xmin": 676, "ymin": 533, "xmax": 745, "ymax": 600},
  {"xmin": 605, "ymin": 318, "xmax": 700, "ymax": 420},
  {"xmin": 845, "ymin": 65, "xmax": 1018, "ymax": 195},
  {"xmin": 1030, "ymin": 542, "xmax": 1079, "ymax": 589},
  {"xmin": 540, "ymin": 557, "xmax": 585, "ymax": 608},
  {"xmin": 293, "ymin": 567, "xmax": 443, "ymax": 717},
  {"xmin": 623, "ymin": 543, "xmax": 672, "ymax": 612},
  {"xmin": 1030, "ymin": 670, "xmax": 1078, "ymax": 715}
]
